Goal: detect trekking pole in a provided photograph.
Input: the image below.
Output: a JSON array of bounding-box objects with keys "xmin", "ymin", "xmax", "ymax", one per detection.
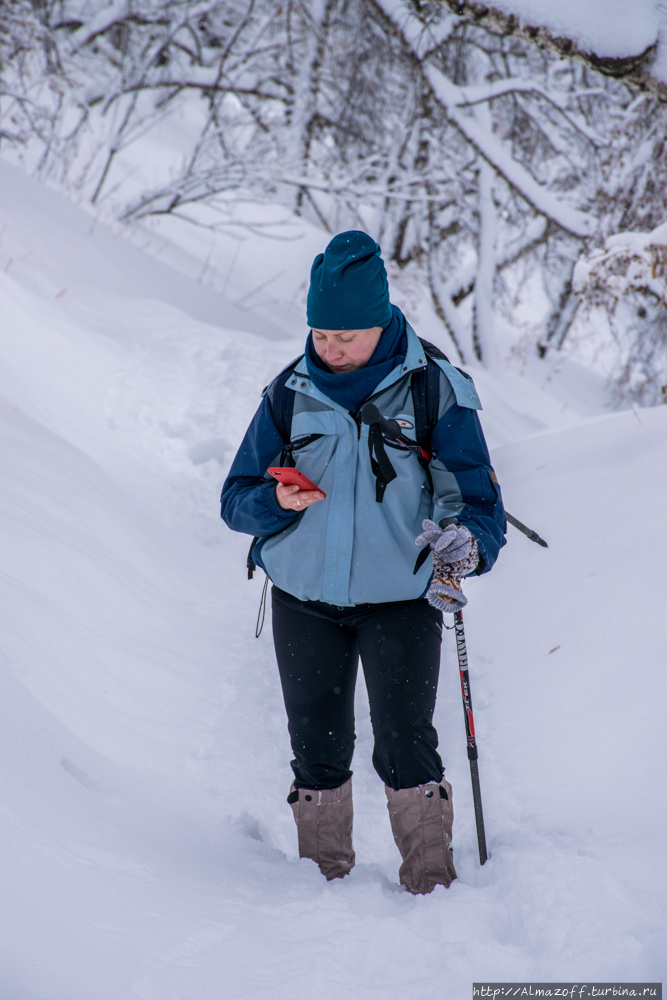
[
  {"xmin": 453, "ymin": 610, "xmax": 488, "ymax": 866},
  {"xmin": 504, "ymin": 510, "xmax": 548, "ymax": 547}
]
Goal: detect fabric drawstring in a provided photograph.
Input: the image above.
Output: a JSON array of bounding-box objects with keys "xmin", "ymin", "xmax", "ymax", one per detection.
[
  {"xmin": 362, "ymin": 401, "xmax": 433, "ymax": 504},
  {"xmin": 367, "ymin": 423, "xmax": 398, "ymax": 502},
  {"xmin": 255, "ymin": 576, "xmax": 269, "ymax": 638},
  {"xmin": 413, "ymin": 544, "xmax": 431, "ymax": 575}
]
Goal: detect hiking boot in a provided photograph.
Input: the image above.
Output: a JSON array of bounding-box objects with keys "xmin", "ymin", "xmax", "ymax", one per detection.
[
  {"xmin": 385, "ymin": 777, "xmax": 457, "ymax": 894},
  {"xmin": 287, "ymin": 778, "xmax": 355, "ymax": 880}
]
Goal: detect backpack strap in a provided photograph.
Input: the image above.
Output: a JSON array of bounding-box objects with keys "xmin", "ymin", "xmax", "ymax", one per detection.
[
  {"xmin": 411, "ymin": 339, "xmax": 450, "ymax": 577},
  {"xmin": 418, "ymin": 336, "xmax": 450, "ymax": 365},
  {"xmin": 266, "ymin": 354, "xmax": 304, "ymax": 440},
  {"xmin": 409, "ymin": 339, "xmax": 447, "ymax": 514},
  {"xmin": 411, "ymin": 338, "xmax": 449, "ymax": 454},
  {"xmin": 265, "ymin": 355, "xmax": 304, "ymax": 465}
]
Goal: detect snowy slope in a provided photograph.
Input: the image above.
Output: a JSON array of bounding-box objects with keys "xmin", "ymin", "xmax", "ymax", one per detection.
[
  {"xmin": 0, "ymin": 164, "xmax": 665, "ymax": 999},
  {"xmin": 0, "ymin": 160, "xmax": 288, "ymax": 342}
]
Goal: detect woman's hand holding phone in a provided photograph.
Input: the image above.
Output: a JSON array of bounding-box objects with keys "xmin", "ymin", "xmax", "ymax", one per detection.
[
  {"xmin": 276, "ymin": 483, "xmax": 326, "ymax": 511},
  {"xmin": 268, "ymin": 467, "xmax": 326, "ymax": 512}
]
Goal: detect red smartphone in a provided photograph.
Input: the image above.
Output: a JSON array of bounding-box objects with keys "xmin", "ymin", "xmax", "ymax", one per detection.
[{"xmin": 268, "ymin": 467, "xmax": 326, "ymax": 497}]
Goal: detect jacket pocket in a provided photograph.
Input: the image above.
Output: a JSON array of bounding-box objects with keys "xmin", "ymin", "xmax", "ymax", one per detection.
[{"xmin": 286, "ymin": 431, "xmax": 338, "ymax": 487}]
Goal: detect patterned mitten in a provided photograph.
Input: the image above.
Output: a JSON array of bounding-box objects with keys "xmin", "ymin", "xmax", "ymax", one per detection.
[{"xmin": 415, "ymin": 520, "xmax": 479, "ymax": 613}]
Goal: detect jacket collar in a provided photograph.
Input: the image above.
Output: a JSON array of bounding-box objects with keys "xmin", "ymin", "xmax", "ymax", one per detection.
[{"xmin": 290, "ymin": 323, "xmax": 426, "ymax": 415}]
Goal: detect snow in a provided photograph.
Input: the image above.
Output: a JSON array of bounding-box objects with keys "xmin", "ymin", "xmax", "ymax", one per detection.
[
  {"xmin": 384, "ymin": 0, "xmax": 667, "ymax": 83},
  {"xmin": 459, "ymin": 0, "xmax": 667, "ymax": 87},
  {"xmin": 489, "ymin": 0, "xmax": 661, "ymax": 61},
  {"xmin": 0, "ymin": 161, "xmax": 288, "ymax": 342},
  {"xmin": 0, "ymin": 160, "xmax": 665, "ymax": 998}
]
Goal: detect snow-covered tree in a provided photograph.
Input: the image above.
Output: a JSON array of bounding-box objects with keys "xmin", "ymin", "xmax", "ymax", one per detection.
[{"xmin": 3, "ymin": 0, "xmax": 667, "ymax": 397}]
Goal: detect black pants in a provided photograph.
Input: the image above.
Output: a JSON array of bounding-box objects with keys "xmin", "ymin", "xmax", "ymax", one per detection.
[{"xmin": 271, "ymin": 586, "xmax": 444, "ymax": 791}]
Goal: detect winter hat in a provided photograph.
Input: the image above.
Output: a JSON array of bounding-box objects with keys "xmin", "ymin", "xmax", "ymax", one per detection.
[{"xmin": 306, "ymin": 231, "xmax": 393, "ymax": 330}]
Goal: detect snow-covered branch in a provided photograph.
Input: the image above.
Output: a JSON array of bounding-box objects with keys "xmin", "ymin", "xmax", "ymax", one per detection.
[
  {"xmin": 452, "ymin": 80, "xmax": 607, "ymax": 147},
  {"xmin": 373, "ymin": 0, "xmax": 596, "ymax": 240},
  {"xmin": 573, "ymin": 220, "xmax": 667, "ymax": 405},
  {"xmin": 574, "ymin": 223, "xmax": 667, "ymax": 305},
  {"xmin": 434, "ymin": 0, "xmax": 667, "ymax": 104},
  {"xmin": 424, "ymin": 67, "xmax": 593, "ymax": 238}
]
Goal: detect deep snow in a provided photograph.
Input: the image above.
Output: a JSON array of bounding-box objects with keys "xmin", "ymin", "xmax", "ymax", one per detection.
[{"xmin": 0, "ymin": 162, "xmax": 665, "ymax": 999}]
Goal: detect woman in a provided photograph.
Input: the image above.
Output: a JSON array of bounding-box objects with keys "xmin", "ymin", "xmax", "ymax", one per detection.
[{"xmin": 220, "ymin": 231, "xmax": 505, "ymax": 894}]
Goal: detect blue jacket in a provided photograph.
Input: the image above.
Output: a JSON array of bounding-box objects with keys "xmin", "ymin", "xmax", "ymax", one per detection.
[{"xmin": 220, "ymin": 324, "xmax": 506, "ymax": 606}]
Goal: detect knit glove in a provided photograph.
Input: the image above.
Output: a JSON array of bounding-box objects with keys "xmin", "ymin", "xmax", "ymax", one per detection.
[{"xmin": 415, "ymin": 519, "xmax": 479, "ymax": 614}]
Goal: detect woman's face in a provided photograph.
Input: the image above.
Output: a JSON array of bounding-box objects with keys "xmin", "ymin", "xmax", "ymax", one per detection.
[{"xmin": 311, "ymin": 326, "xmax": 383, "ymax": 373}]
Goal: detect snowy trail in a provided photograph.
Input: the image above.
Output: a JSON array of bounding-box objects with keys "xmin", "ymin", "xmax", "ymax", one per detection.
[{"xmin": 0, "ymin": 166, "xmax": 665, "ymax": 998}]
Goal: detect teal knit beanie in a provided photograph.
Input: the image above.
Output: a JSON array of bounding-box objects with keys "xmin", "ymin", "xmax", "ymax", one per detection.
[{"xmin": 306, "ymin": 231, "xmax": 393, "ymax": 330}]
